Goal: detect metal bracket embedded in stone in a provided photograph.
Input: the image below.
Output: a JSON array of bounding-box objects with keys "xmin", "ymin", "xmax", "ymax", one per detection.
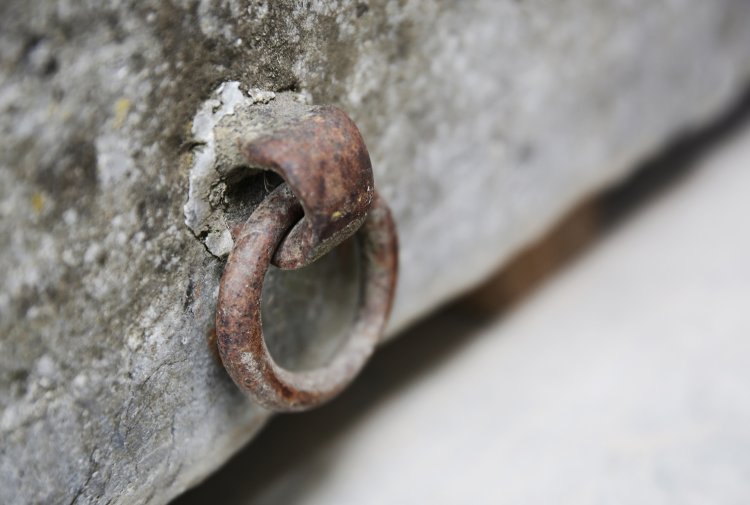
[{"xmin": 215, "ymin": 106, "xmax": 398, "ymax": 412}]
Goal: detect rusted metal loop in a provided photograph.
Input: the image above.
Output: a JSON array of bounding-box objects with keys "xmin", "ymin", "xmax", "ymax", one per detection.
[
  {"xmin": 240, "ymin": 106, "xmax": 375, "ymax": 270},
  {"xmin": 216, "ymin": 183, "xmax": 398, "ymax": 411}
]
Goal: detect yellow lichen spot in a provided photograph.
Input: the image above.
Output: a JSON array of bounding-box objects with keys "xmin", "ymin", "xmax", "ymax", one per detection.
[
  {"xmin": 113, "ymin": 98, "xmax": 131, "ymax": 128},
  {"xmin": 331, "ymin": 210, "xmax": 343, "ymax": 220},
  {"xmin": 31, "ymin": 192, "xmax": 45, "ymax": 214}
]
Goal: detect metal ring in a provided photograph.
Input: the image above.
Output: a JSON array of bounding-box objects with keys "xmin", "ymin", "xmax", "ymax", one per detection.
[
  {"xmin": 216, "ymin": 183, "xmax": 398, "ymax": 411},
  {"xmin": 239, "ymin": 106, "xmax": 376, "ymax": 270}
]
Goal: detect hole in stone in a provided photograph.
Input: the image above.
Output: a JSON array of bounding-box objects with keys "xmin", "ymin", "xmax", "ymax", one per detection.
[
  {"xmin": 223, "ymin": 168, "xmax": 283, "ymax": 227},
  {"xmin": 261, "ymin": 236, "xmax": 361, "ymax": 372}
]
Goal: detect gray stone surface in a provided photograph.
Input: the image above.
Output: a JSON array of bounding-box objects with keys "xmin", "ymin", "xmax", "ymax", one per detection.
[{"xmin": 1, "ymin": 1, "xmax": 750, "ymax": 504}]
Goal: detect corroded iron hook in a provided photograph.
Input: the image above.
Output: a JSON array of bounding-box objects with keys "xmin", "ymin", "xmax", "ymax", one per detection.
[{"xmin": 215, "ymin": 106, "xmax": 398, "ymax": 411}]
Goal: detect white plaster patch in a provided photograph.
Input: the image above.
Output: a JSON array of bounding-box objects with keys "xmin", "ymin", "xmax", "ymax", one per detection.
[
  {"xmin": 183, "ymin": 81, "xmax": 253, "ymax": 255},
  {"xmin": 204, "ymin": 229, "xmax": 234, "ymax": 257},
  {"xmin": 248, "ymin": 88, "xmax": 276, "ymax": 104}
]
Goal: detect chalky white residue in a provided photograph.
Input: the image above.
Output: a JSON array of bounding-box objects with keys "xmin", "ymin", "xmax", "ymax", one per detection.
[
  {"xmin": 184, "ymin": 81, "xmax": 281, "ymax": 257},
  {"xmin": 183, "ymin": 81, "xmax": 246, "ymax": 256}
]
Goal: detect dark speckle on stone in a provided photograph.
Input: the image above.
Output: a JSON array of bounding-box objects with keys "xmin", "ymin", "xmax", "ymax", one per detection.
[{"xmin": 356, "ymin": 3, "xmax": 370, "ymax": 17}]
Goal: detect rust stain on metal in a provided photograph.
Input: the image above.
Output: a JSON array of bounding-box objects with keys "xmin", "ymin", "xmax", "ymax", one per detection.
[
  {"xmin": 216, "ymin": 107, "xmax": 398, "ymax": 412},
  {"xmin": 216, "ymin": 185, "xmax": 397, "ymax": 411},
  {"xmin": 239, "ymin": 106, "xmax": 375, "ymax": 269}
]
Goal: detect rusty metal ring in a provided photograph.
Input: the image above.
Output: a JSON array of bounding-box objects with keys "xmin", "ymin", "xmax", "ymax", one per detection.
[
  {"xmin": 216, "ymin": 183, "xmax": 398, "ymax": 412},
  {"xmin": 240, "ymin": 106, "xmax": 375, "ymax": 270}
]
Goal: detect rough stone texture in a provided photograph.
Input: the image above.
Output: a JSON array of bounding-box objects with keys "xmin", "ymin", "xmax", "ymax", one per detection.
[{"xmin": 1, "ymin": 1, "xmax": 750, "ymax": 504}]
